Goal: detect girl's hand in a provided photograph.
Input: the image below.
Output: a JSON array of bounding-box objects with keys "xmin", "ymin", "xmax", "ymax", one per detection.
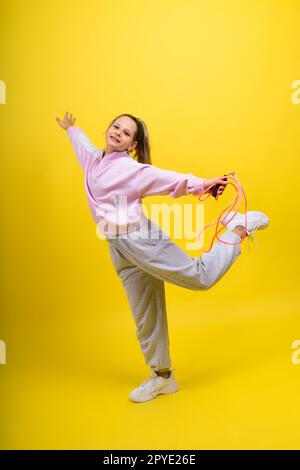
[
  {"xmin": 203, "ymin": 176, "xmax": 229, "ymax": 196},
  {"xmin": 56, "ymin": 112, "xmax": 76, "ymax": 130}
]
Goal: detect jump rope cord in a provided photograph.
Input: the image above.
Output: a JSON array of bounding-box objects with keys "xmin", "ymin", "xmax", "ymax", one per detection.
[{"xmin": 196, "ymin": 171, "xmax": 259, "ymax": 253}]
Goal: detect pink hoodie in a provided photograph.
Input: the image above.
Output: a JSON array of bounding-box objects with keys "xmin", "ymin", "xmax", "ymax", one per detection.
[{"xmin": 67, "ymin": 126, "xmax": 206, "ymax": 236}]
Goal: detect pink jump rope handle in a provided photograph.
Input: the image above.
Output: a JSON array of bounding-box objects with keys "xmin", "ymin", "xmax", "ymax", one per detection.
[{"xmin": 197, "ymin": 171, "xmax": 248, "ymax": 253}]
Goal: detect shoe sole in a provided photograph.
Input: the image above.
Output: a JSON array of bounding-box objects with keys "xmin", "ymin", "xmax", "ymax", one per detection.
[{"xmin": 129, "ymin": 386, "xmax": 179, "ymax": 403}]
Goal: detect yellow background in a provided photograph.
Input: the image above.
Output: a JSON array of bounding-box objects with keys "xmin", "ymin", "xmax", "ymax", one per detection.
[{"xmin": 0, "ymin": 0, "xmax": 299, "ymax": 449}]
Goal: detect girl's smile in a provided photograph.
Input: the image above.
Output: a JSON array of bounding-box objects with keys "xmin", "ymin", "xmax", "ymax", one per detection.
[{"xmin": 109, "ymin": 135, "xmax": 120, "ymax": 143}]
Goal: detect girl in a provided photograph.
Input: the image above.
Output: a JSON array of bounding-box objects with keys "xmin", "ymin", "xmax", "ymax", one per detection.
[{"xmin": 56, "ymin": 112, "xmax": 269, "ymax": 403}]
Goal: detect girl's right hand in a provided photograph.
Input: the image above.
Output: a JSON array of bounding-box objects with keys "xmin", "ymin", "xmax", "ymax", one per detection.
[
  {"xmin": 56, "ymin": 112, "xmax": 76, "ymax": 130},
  {"xmin": 203, "ymin": 176, "xmax": 229, "ymax": 196}
]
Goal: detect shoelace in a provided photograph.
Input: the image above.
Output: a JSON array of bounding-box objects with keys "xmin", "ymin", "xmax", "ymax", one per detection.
[
  {"xmin": 246, "ymin": 223, "xmax": 260, "ymax": 252},
  {"xmin": 196, "ymin": 171, "xmax": 259, "ymax": 253},
  {"xmin": 141, "ymin": 374, "xmax": 157, "ymax": 387},
  {"xmin": 140, "ymin": 369, "xmax": 176, "ymax": 390},
  {"xmin": 139, "ymin": 374, "xmax": 158, "ymax": 395}
]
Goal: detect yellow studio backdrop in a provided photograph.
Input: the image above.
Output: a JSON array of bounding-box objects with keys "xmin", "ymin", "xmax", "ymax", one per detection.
[{"xmin": 0, "ymin": 0, "xmax": 299, "ymax": 450}]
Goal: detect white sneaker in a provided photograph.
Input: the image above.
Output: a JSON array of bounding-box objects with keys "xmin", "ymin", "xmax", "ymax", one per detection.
[
  {"xmin": 221, "ymin": 210, "xmax": 270, "ymax": 251},
  {"xmin": 129, "ymin": 370, "xmax": 179, "ymax": 403},
  {"xmin": 221, "ymin": 210, "xmax": 270, "ymax": 234}
]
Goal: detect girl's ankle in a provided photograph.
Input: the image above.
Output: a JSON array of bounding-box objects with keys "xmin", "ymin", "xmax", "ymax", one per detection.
[
  {"xmin": 233, "ymin": 225, "xmax": 247, "ymax": 238},
  {"xmin": 156, "ymin": 371, "xmax": 171, "ymax": 379}
]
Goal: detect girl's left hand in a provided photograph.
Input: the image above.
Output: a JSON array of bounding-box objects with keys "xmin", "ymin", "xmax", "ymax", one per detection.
[{"xmin": 203, "ymin": 176, "xmax": 229, "ymax": 196}]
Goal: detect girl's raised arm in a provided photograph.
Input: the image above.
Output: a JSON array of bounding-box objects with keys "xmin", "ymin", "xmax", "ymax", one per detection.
[{"xmin": 56, "ymin": 112, "xmax": 102, "ymax": 171}]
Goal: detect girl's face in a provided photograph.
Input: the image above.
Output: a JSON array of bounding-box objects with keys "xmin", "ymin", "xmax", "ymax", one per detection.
[{"xmin": 105, "ymin": 116, "xmax": 138, "ymax": 154}]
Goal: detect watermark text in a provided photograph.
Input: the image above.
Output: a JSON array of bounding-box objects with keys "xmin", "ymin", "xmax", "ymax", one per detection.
[{"xmin": 0, "ymin": 80, "xmax": 6, "ymax": 104}]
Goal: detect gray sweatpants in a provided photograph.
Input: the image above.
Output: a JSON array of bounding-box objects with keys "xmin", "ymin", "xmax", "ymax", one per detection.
[{"xmin": 106, "ymin": 217, "xmax": 242, "ymax": 372}]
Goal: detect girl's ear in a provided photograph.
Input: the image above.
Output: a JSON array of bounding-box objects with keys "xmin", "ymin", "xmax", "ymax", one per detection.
[{"xmin": 129, "ymin": 143, "xmax": 137, "ymax": 152}]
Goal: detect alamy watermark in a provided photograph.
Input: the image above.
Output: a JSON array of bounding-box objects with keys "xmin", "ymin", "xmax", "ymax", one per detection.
[
  {"xmin": 0, "ymin": 340, "xmax": 6, "ymax": 364},
  {"xmin": 291, "ymin": 339, "xmax": 300, "ymax": 365},
  {"xmin": 291, "ymin": 80, "xmax": 300, "ymax": 104},
  {"xmin": 95, "ymin": 196, "xmax": 210, "ymax": 251},
  {"xmin": 0, "ymin": 80, "xmax": 6, "ymax": 104}
]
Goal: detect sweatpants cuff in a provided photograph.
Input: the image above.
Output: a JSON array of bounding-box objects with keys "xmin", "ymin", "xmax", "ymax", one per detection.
[{"xmin": 218, "ymin": 229, "xmax": 243, "ymax": 249}]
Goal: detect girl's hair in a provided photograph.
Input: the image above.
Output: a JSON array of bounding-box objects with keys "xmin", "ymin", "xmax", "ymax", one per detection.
[{"xmin": 106, "ymin": 113, "xmax": 152, "ymax": 165}]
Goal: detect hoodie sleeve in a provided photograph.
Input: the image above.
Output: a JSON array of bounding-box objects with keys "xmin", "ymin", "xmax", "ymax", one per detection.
[
  {"xmin": 134, "ymin": 163, "xmax": 206, "ymax": 199},
  {"xmin": 67, "ymin": 126, "xmax": 102, "ymax": 171}
]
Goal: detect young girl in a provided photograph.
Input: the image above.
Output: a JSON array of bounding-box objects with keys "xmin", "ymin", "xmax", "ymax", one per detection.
[{"xmin": 56, "ymin": 112, "xmax": 269, "ymax": 403}]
